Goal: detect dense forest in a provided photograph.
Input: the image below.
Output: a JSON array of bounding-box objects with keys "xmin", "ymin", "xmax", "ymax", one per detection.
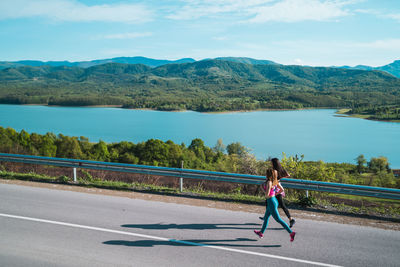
[
  {"xmin": 0, "ymin": 127, "xmax": 398, "ymax": 189},
  {"xmin": 0, "ymin": 60, "xmax": 399, "ymax": 114}
]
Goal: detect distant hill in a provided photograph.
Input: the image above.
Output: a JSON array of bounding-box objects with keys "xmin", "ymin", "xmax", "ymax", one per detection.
[
  {"xmin": 0, "ymin": 56, "xmax": 279, "ymax": 70},
  {"xmin": 0, "ymin": 59, "xmax": 399, "ymax": 112},
  {"xmin": 340, "ymin": 60, "xmax": 400, "ymax": 78},
  {"xmin": 77, "ymin": 57, "xmax": 196, "ymax": 68},
  {"xmin": 0, "ymin": 56, "xmax": 196, "ymax": 69},
  {"xmin": 1, "ymin": 59, "xmax": 397, "ymax": 88},
  {"xmin": 3, "ymin": 56, "xmax": 399, "ymax": 78},
  {"xmin": 213, "ymin": 57, "xmax": 277, "ymax": 65}
]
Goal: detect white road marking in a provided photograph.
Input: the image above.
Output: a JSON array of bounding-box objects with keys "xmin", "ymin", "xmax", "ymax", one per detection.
[{"xmin": 0, "ymin": 212, "xmax": 342, "ymax": 267}]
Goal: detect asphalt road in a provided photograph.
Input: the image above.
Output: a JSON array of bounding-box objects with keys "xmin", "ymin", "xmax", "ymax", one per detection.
[{"xmin": 0, "ymin": 183, "xmax": 399, "ymax": 267}]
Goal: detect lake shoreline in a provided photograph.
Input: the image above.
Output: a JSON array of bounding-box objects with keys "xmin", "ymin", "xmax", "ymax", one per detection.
[
  {"xmin": 19, "ymin": 103, "xmax": 399, "ymax": 122},
  {"xmin": 20, "ymin": 103, "xmax": 334, "ymax": 113}
]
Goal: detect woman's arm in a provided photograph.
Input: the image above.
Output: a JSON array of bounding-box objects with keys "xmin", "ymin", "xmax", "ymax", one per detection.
[
  {"xmin": 276, "ymin": 182, "xmax": 284, "ymax": 193},
  {"xmin": 261, "ymin": 182, "xmax": 267, "ymax": 193},
  {"xmin": 282, "ymin": 170, "xmax": 290, "ymax": 178},
  {"xmin": 265, "ymin": 181, "xmax": 272, "ymax": 198}
]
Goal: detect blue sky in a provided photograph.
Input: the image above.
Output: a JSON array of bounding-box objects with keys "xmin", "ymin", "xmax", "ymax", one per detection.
[{"xmin": 0, "ymin": 0, "xmax": 399, "ymax": 66}]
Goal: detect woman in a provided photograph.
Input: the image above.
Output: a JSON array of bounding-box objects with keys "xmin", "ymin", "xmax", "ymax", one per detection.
[
  {"xmin": 254, "ymin": 168, "xmax": 296, "ymax": 242},
  {"xmin": 270, "ymin": 157, "xmax": 296, "ymax": 228}
]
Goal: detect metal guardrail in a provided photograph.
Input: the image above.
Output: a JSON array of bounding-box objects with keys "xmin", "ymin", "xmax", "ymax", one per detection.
[{"xmin": 0, "ymin": 153, "xmax": 399, "ymax": 200}]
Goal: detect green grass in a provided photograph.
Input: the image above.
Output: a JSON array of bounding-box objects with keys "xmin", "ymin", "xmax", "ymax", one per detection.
[{"xmin": 336, "ymin": 109, "xmax": 351, "ymax": 114}]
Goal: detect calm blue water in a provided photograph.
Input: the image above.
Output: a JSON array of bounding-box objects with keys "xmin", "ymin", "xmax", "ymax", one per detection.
[{"xmin": 1, "ymin": 104, "xmax": 399, "ymax": 168}]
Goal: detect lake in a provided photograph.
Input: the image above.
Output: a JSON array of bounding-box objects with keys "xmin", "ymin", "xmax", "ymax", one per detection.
[{"xmin": 1, "ymin": 104, "xmax": 399, "ymax": 168}]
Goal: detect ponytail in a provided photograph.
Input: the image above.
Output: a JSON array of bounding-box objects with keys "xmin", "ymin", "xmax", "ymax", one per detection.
[{"xmin": 271, "ymin": 158, "xmax": 289, "ymax": 179}]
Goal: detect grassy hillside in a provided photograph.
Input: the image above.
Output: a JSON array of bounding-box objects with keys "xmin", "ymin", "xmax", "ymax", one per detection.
[{"xmin": 0, "ymin": 59, "xmax": 399, "ymax": 112}]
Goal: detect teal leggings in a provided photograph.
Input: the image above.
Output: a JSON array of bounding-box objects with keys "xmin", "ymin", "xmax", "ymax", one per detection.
[{"xmin": 261, "ymin": 197, "xmax": 292, "ymax": 234}]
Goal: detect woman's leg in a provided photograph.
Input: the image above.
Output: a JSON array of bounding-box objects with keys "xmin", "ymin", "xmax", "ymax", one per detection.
[
  {"xmin": 260, "ymin": 208, "xmax": 271, "ymax": 234},
  {"xmin": 270, "ymin": 197, "xmax": 292, "ymax": 233},
  {"xmin": 276, "ymin": 193, "xmax": 291, "ymax": 219},
  {"xmin": 260, "ymin": 199, "xmax": 268, "ymax": 220},
  {"xmin": 276, "ymin": 193, "xmax": 296, "ymax": 227}
]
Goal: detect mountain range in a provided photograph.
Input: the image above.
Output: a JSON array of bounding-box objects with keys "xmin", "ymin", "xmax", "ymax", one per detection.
[
  {"xmin": 1, "ymin": 59, "xmax": 398, "ymax": 89},
  {"xmin": 0, "ymin": 58, "xmax": 399, "ymax": 113},
  {"xmin": 340, "ymin": 60, "xmax": 400, "ymax": 78},
  {"xmin": 0, "ymin": 56, "xmax": 196, "ymax": 69},
  {"xmin": 1, "ymin": 56, "xmax": 399, "ymax": 78}
]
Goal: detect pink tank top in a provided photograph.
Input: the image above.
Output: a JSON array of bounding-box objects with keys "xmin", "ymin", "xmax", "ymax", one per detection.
[{"xmin": 269, "ymin": 185, "xmax": 277, "ymax": 197}]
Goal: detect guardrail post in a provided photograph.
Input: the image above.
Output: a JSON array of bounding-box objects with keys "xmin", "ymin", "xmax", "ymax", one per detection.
[
  {"xmin": 179, "ymin": 161, "xmax": 184, "ymax": 192},
  {"xmin": 73, "ymin": 167, "xmax": 77, "ymax": 183}
]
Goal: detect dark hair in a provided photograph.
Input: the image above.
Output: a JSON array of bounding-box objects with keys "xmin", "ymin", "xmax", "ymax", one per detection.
[{"xmin": 271, "ymin": 158, "xmax": 289, "ymax": 179}]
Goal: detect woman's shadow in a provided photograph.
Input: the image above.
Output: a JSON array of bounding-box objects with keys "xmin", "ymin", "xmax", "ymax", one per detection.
[
  {"xmin": 103, "ymin": 238, "xmax": 282, "ymax": 248},
  {"xmin": 121, "ymin": 222, "xmax": 283, "ymax": 231},
  {"xmin": 103, "ymin": 222, "xmax": 283, "ymax": 248}
]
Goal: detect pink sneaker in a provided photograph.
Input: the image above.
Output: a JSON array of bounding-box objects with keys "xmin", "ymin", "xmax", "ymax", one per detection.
[
  {"xmin": 290, "ymin": 232, "xmax": 296, "ymax": 242},
  {"xmin": 254, "ymin": 230, "xmax": 264, "ymax": 238}
]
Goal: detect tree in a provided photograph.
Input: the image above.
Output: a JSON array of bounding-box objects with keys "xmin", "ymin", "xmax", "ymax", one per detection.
[
  {"xmin": 355, "ymin": 154, "xmax": 367, "ymax": 174},
  {"xmin": 79, "ymin": 136, "xmax": 92, "ymax": 154},
  {"xmin": 56, "ymin": 134, "xmax": 84, "ymax": 159},
  {"xmin": 5, "ymin": 127, "xmax": 18, "ymax": 142},
  {"xmin": 238, "ymin": 152, "xmax": 259, "ymax": 175},
  {"xmin": 368, "ymin": 156, "xmax": 389, "ymax": 173},
  {"xmin": 18, "ymin": 129, "xmax": 30, "ymax": 148},
  {"xmin": 188, "ymin": 138, "xmax": 206, "ymax": 161},
  {"xmin": 138, "ymin": 139, "xmax": 169, "ymax": 166},
  {"xmin": 166, "ymin": 140, "xmax": 184, "ymax": 167},
  {"xmin": 226, "ymin": 142, "xmax": 248, "ymax": 156},
  {"xmin": 213, "ymin": 138, "xmax": 226, "ymax": 153},
  {"xmin": 39, "ymin": 133, "xmax": 57, "ymax": 157},
  {"xmin": 0, "ymin": 127, "xmax": 15, "ymax": 153},
  {"xmin": 91, "ymin": 140, "xmax": 110, "ymax": 161}
]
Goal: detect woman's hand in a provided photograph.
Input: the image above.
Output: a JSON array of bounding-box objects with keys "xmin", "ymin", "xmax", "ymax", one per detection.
[{"xmin": 276, "ymin": 183, "xmax": 285, "ymax": 196}]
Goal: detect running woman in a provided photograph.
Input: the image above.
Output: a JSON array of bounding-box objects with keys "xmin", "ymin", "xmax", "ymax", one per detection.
[
  {"xmin": 254, "ymin": 168, "xmax": 296, "ymax": 242},
  {"xmin": 266, "ymin": 158, "xmax": 296, "ymax": 228}
]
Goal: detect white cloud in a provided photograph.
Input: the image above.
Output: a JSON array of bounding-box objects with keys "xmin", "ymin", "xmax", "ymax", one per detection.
[
  {"xmin": 354, "ymin": 8, "xmax": 378, "ymax": 15},
  {"xmin": 212, "ymin": 36, "xmax": 228, "ymax": 41},
  {"xmin": 167, "ymin": 0, "xmax": 274, "ymax": 20},
  {"xmin": 247, "ymin": 0, "xmax": 351, "ymax": 23},
  {"xmin": 0, "ymin": 0, "xmax": 153, "ymax": 23},
  {"xmin": 355, "ymin": 9, "xmax": 400, "ymax": 23},
  {"xmin": 350, "ymin": 39, "xmax": 400, "ymax": 50},
  {"xmin": 385, "ymin": 13, "xmax": 400, "ymax": 22},
  {"xmin": 101, "ymin": 32, "xmax": 153, "ymax": 40},
  {"xmin": 294, "ymin": 58, "xmax": 303, "ymax": 64},
  {"xmin": 167, "ymin": 0, "xmax": 354, "ymax": 23}
]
